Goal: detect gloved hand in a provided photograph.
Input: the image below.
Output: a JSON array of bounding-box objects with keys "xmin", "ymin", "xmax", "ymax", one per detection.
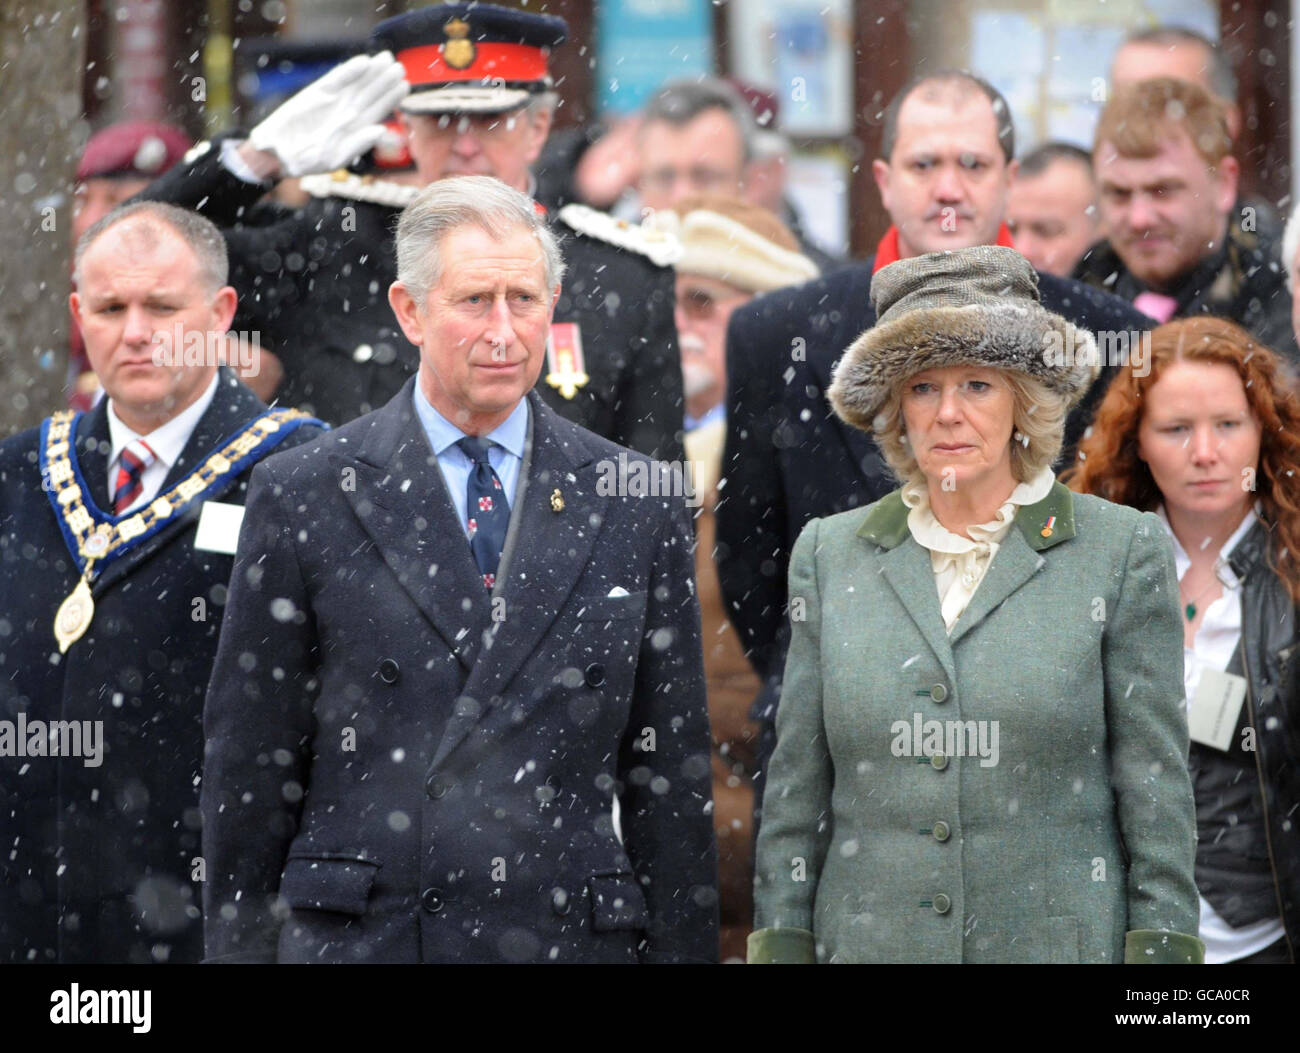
[{"xmin": 247, "ymin": 51, "xmax": 410, "ymax": 177}]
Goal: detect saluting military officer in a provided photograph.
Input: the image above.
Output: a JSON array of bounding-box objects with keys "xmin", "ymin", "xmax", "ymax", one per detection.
[
  {"xmin": 0, "ymin": 202, "xmax": 324, "ymax": 963},
  {"xmin": 140, "ymin": 3, "xmax": 685, "ymax": 462}
]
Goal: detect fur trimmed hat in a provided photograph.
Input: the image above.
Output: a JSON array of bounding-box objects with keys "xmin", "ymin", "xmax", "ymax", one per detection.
[{"xmin": 828, "ymin": 245, "xmax": 1099, "ymax": 433}]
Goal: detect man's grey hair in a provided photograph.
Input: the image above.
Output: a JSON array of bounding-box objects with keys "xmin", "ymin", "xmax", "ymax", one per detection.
[
  {"xmin": 395, "ymin": 176, "xmax": 565, "ymax": 305},
  {"xmin": 1123, "ymin": 26, "xmax": 1237, "ymax": 101},
  {"xmin": 73, "ymin": 200, "xmax": 229, "ymax": 292},
  {"xmin": 880, "ymin": 71, "xmax": 1015, "ymax": 163},
  {"xmin": 642, "ymin": 77, "xmax": 759, "ymax": 164},
  {"xmin": 1282, "ymin": 206, "xmax": 1300, "ymax": 291}
]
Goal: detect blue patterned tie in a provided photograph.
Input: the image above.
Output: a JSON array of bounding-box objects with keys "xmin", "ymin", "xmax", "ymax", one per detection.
[{"xmin": 456, "ymin": 436, "xmax": 511, "ymax": 590}]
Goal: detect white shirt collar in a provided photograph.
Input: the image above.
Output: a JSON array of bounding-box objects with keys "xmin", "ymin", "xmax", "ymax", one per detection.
[
  {"xmin": 106, "ymin": 372, "xmax": 220, "ymax": 471},
  {"xmin": 902, "ymin": 466, "xmax": 1056, "ymax": 554},
  {"xmin": 1154, "ymin": 501, "xmax": 1262, "ymax": 587}
]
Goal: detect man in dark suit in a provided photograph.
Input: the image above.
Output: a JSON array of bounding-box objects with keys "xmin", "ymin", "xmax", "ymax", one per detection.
[
  {"xmin": 716, "ymin": 72, "xmax": 1154, "ymax": 807},
  {"xmin": 201, "ymin": 176, "xmax": 718, "ymax": 964},
  {"xmin": 140, "ymin": 3, "xmax": 685, "ymax": 463},
  {"xmin": 0, "ymin": 202, "xmax": 323, "ymax": 963}
]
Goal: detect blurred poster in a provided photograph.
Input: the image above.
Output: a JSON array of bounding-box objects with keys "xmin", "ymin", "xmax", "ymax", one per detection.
[
  {"xmin": 971, "ymin": 12, "xmax": 1044, "ymax": 151},
  {"xmin": 596, "ymin": 0, "xmax": 714, "ymax": 116},
  {"xmin": 728, "ymin": 0, "xmax": 854, "ymax": 136},
  {"xmin": 787, "ymin": 151, "xmax": 849, "ymax": 256}
]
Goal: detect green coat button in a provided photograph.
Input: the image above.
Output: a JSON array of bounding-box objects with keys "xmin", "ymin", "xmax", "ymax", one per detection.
[
  {"xmin": 930, "ymin": 684, "xmax": 948, "ymax": 703},
  {"xmin": 932, "ymin": 893, "xmax": 951, "ymax": 914},
  {"xmin": 930, "ymin": 752, "xmax": 948, "ymax": 771},
  {"xmin": 932, "ymin": 820, "xmax": 951, "ymax": 842}
]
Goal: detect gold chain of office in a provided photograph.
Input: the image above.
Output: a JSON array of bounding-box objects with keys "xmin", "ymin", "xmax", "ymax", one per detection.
[{"xmin": 42, "ymin": 407, "xmax": 312, "ymax": 565}]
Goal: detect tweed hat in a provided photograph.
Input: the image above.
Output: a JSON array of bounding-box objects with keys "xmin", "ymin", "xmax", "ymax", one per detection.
[{"xmin": 828, "ymin": 245, "xmax": 1099, "ymax": 433}]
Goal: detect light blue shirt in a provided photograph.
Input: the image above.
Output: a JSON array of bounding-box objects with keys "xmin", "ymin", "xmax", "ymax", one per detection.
[
  {"xmin": 684, "ymin": 403, "xmax": 725, "ymax": 433},
  {"xmin": 412, "ymin": 384, "xmax": 528, "ymax": 534}
]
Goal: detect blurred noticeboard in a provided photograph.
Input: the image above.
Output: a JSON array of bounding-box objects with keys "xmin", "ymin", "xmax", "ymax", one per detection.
[
  {"xmin": 965, "ymin": 1, "xmax": 1218, "ymax": 153},
  {"xmin": 595, "ymin": 0, "xmax": 715, "ymax": 117},
  {"xmin": 728, "ymin": 0, "xmax": 854, "ymax": 137},
  {"xmin": 787, "ymin": 149, "xmax": 850, "ymax": 256}
]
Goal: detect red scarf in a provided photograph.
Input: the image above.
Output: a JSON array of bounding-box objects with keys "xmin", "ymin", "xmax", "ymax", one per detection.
[{"xmin": 872, "ymin": 223, "xmax": 1017, "ymax": 273}]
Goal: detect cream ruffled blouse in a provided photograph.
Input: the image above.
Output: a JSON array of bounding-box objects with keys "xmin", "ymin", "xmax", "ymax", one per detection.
[{"xmin": 900, "ymin": 467, "xmax": 1056, "ymax": 632}]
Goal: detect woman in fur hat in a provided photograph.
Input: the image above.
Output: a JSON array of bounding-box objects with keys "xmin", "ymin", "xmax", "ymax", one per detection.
[{"xmin": 747, "ymin": 244, "xmax": 1203, "ymax": 964}]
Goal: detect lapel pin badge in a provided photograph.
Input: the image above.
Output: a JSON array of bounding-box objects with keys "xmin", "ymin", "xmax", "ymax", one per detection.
[
  {"xmin": 550, "ymin": 488, "xmax": 564, "ymax": 513},
  {"xmin": 1040, "ymin": 515, "xmax": 1057, "ymax": 538}
]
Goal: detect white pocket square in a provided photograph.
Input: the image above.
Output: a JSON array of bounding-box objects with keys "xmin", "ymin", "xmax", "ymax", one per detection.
[{"xmin": 606, "ymin": 586, "xmax": 629, "ymax": 597}]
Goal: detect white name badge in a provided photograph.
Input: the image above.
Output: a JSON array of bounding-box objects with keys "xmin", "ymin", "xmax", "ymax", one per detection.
[
  {"xmin": 193, "ymin": 500, "xmax": 246, "ymax": 555},
  {"xmin": 1188, "ymin": 668, "xmax": 1248, "ymax": 751}
]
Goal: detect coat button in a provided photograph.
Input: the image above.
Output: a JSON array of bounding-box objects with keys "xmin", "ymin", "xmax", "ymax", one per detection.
[
  {"xmin": 379, "ymin": 658, "xmax": 400, "ymax": 684},
  {"xmin": 426, "ymin": 774, "xmax": 448, "ymax": 799},
  {"xmin": 932, "ymin": 893, "xmax": 951, "ymax": 915},
  {"xmin": 930, "ymin": 683, "xmax": 948, "ymax": 703},
  {"xmin": 930, "ymin": 752, "xmax": 949, "ymax": 771},
  {"xmin": 421, "ymin": 888, "xmax": 445, "ymax": 913},
  {"xmin": 551, "ymin": 888, "xmax": 571, "ymax": 916},
  {"xmin": 932, "ymin": 820, "xmax": 951, "ymax": 843},
  {"xmin": 584, "ymin": 663, "xmax": 606, "ymax": 687}
]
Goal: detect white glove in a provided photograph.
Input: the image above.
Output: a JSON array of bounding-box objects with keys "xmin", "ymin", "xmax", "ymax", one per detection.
[{"xmin": 247, "ymin": 51, "xmax": 410, "ymax": 178}]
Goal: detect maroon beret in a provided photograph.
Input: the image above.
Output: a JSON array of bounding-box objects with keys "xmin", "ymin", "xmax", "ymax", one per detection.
[{"xmin": 77, "ymin": 121, "xmax": 192, "ymax": 182}]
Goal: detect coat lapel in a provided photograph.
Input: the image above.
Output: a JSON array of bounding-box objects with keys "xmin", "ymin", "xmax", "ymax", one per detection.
[
  {"xmin": 947, "ymin": 482, "xmax": 1076, "ymax": 646},
  {"xmin": 432, "ymin": 393, "xmax": 599, "ymax": 769},
  {"xmin": 858, "ymin": 481, "xmax": 1078, "ymax": 662},
  {"xmin": 859, "ymin": 493, "xmax": 957, "ymax": 684},
  {"xmin": 342, "ymin": 379, "xmax": 489, "ymax": 672},
  {"xmin": 156, "ymin": 369, "xmax": 265, "ymax": 491}
]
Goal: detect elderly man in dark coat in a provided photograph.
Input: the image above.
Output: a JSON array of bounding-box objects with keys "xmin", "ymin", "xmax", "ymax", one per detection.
[
  {"xmin": 201, "ymin": 176, "xmax": 718, "ymax": 964},
  {"xmin": 0, "ymin": 202, "xmax": 323, "ymax": 963}
]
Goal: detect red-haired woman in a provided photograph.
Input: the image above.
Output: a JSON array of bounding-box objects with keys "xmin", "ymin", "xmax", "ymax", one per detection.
[{"xmin": 1068, "ymin": 316, "xmax": 1300, "ymax": 963}]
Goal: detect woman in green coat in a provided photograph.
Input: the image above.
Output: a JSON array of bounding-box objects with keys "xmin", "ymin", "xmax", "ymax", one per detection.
[{"xmin": 748, "ymin": 245, "xmax": 1203, "ymax": 964}]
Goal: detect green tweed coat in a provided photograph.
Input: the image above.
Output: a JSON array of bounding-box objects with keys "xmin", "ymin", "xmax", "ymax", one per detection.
[{"xmin": 749, "ymin": 482, "xmax": 1204, "ymax": 964}]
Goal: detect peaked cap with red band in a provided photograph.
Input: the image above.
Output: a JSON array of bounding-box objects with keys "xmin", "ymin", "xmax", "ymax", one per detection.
[{"xmin": 372, "ymin": 2, "xmax": 568, "ymax": 115}]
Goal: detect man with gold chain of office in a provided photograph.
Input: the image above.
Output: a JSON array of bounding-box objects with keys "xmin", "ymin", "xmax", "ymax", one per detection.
[
  {"xmin": 0, "ymin": 201, "xmax": 324, "ymax": 963},
  {"xmin": 141, "ymin": 3, "xmax": 685, "ymax": 462}
]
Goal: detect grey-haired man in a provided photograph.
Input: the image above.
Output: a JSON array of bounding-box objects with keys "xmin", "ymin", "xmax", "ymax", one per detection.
[{"xmin": 201, "ymin": 176, "xmax": 718, "ymax": 964}]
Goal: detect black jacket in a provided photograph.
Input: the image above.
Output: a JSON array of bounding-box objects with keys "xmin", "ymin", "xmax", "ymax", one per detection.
[
  {"xmin": 139, "ymin": 139, "xmax": 685, "ymax": 462},
  {"xmin": 1229, "ymin": 519, "xmax": 1300, "ymax": 959},
  {"xmin": 1073, "ymin": 222, "xmax": 1299, "ymax": 362},
  {"xmin": 716, "ymin": 258, "xmax": 1154, "ymax": 703},
  {"xmin": 0, "ymin": 370, "xmax": 323, "ymax": 963},
  {"xmin": 201, "ymin": 384, "xmax": 718, "ymax": 963}
]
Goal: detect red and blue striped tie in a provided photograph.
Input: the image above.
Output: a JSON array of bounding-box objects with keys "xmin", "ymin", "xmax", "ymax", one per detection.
[{"xmin": 112, "ymin": 439, "xmax": 156, "ymax": 515}]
